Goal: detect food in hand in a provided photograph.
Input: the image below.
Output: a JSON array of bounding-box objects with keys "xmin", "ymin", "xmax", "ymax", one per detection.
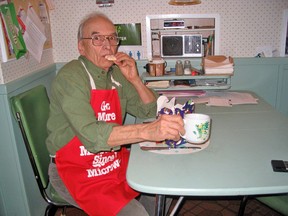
[{"xmin": 105, "ymin": 55, "xmax": 117, "ymax": 61}]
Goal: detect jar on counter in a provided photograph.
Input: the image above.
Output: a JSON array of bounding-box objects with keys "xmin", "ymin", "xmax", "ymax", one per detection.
[
  {"xmin": 184, "ymin": 60, "xmax": 192, "ymax": 75},
  {"xmin": 175, "ymin": 60, "xmax": 184, "ymax": 76},
  {"xmin": 148, "ymin": 59, "xmax": 166, "ymax": 76}
]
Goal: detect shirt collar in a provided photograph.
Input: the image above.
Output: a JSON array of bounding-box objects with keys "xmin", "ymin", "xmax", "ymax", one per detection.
[{"xmin": 79, "ymin": 55, "xmax": 115, "ymax": 76}]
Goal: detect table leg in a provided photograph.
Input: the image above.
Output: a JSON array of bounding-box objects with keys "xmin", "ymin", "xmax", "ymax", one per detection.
[
  {"xmin": 155, "ymin": 194, "xmax": 165, "ymax": 216},
  {"xmin": 238, "ymin": 196, "xmax": 249, "ymax": 216}
]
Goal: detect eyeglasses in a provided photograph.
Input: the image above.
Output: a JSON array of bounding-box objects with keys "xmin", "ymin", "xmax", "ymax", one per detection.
[{"xmin": 81, "ymin": 34, "xmax": 120, "ymax": 46}]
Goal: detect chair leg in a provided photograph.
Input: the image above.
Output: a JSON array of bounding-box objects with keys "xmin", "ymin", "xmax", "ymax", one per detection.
[
  {"xmin": 60, "ymin": 206, "xmax": 67, "ymax": 216},
  {"xmin": 45, "ymin": 204, "xmax": 58, "ymax": 216},
  {"xmin": 238, "ymin": 196, "xmax": 249, "ymax": 216},
  {"xmin": 168, "ymin": 196, "xmax": 184, "ymax": 216}
]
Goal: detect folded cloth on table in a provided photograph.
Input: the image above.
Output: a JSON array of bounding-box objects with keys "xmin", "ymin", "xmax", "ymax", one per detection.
[
  {"xmin": 146, "ymin": 80, "xmax": 170, "ymax": 88},
  {"xmin": 203, "ymin": 55, "xmax": 234, "ymax": 75},
  {"xmin": 193, "ymin": 91, "xmax": 258, "ymax": 106},
  {"xmin": 228, "ymin": 92, "xmax": 258, "ymax": 105},
  {"xmin": 203, "ymin": 55, "xmax": 234, "ymax": 68},
  {"xmin": 204, "ymin": 67, "xmax": 234, "ymax": 75},
  {"xmin": 206, "ymin": 97, "xmax": 232, "ymax": 107}
]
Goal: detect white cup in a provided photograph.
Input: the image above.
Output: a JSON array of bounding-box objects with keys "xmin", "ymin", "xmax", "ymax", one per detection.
[{"xmin": 180, "ymin": 113, "xmax": 211, "ymax": 144}]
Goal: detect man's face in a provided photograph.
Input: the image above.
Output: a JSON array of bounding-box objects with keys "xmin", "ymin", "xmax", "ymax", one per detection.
[{"xmin": 78, "ymin": 16, "xmax": 118, "ymax": 71}]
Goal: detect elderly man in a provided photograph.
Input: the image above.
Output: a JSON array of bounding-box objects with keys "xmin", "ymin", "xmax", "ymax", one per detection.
[{"xmin": 46, "ymin": 12, "xmax": 184, "ymax": 216}]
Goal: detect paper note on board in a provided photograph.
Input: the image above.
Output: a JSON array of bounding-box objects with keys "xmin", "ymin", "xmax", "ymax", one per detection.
[{"xmin": 22, "ymin": 6, "xmax": 46, "ymax": 62}]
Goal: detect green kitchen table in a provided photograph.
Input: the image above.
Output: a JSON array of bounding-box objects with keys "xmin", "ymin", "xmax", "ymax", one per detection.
[{"xmin": 127, "ymin": 93, "xmax": 288, "ymax": 216}]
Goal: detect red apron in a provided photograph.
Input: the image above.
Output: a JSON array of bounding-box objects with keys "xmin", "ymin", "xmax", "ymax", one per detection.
[{"xmin": 55, "ymin": 61, "xmax": 139, "ymax": 216}]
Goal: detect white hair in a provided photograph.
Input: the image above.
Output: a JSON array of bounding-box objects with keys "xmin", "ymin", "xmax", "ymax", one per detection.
[{"xmin": 77, "ymin": 12, "xmax": 112, "ymax": 41}]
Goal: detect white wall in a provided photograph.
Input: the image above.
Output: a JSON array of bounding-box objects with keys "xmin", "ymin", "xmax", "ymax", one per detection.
[
  {"xmin": 50, "ymin": 0, "xmax": 288, "ymax": 62},
  {"xmin": 0, "ymin": 0, "xmax": 287, "ymax": 84}
]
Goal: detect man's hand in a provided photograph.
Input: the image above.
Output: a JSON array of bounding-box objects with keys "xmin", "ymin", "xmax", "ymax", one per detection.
[
  {"xmin": 107, "ymin": 114, "xmax": 185, "ymax": 147},
  {"xmin": 143, "ymin": 115, "xmax": 185, "ymax": 142},
  {"xmin": 113, "ymin": 52, "xmax": 140, "ymax": 84},
  {"xmin": 112, "ymin": 52, "xmax": 156, "ymax": 104}
]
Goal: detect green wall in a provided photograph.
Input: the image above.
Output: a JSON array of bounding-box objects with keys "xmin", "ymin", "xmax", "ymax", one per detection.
[{"xmin": 0, "ymin": 65, "xmax": 56, "ymax": 216}]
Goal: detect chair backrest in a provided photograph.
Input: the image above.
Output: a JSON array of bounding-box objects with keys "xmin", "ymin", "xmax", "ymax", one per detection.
[{"xmin": 10, "ymin": 85, "xmax": 50, "ymax": 190}]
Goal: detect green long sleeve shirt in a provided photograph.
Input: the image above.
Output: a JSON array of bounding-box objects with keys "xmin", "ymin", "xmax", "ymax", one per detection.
[{"xmin": 46, "ymin": 56, "xmax": 158, "ymax": 155}]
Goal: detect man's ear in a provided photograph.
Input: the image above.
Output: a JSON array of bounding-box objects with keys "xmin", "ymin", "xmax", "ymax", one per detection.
[{"xmin": 78, "ymin": 41, "xmax": 85, "ymax": 55}]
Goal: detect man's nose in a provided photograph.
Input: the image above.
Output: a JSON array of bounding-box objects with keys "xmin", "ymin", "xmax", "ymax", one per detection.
[{"xmin": 102, "ymin": 38, "xmax": 112, "ymax": 47}]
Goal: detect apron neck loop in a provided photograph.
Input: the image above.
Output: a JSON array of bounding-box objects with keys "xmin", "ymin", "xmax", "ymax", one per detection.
[
  {"xmin": 80, "ymin": 60, "xmax": 96, "ymax": 90},
  {"xmin": 80, "ymin": 60, "xmax": 122, "ymax": 90}
]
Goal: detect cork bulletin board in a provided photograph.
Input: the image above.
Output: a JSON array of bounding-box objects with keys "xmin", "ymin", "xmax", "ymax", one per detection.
[
  {"xmin": 13, "ymin": 0, "xmax": 52, "ymax": 49},
  {"xmin": 0, "ymin": 0, "xmax": 52, "ymax": 61}
]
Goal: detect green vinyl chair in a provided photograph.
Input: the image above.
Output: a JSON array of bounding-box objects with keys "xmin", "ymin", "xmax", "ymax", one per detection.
[
  {"xmin": 257, "ymin": 195, "xmax": 288, "ymax": 216},
  {"xmin": 10, "ymin": 85, "xmax": 75, "ymax": 216}
]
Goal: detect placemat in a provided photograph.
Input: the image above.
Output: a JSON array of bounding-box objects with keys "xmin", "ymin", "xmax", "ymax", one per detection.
[{"xmin": 139, "ymin": 140, "xmax": 210, "ymax": 155}]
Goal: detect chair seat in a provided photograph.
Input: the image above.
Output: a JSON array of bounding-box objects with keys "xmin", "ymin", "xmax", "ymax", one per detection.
[
  {"xmin": 257, "ymin": 195, "xmax": 288, "ymax": 216},
  {"xmin": 47, "ymin": 183, "xmax": 70, "ymax": 205}
]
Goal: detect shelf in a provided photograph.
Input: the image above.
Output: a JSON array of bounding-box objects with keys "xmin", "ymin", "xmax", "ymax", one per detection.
[
  {"xmin": 151, "ymin": 28, "xmax": 215, "ymax": 33},
  {"xmin": 141, "ymin": 72, "xmax": 231, "ymax": 91},
  {"xmin": 142, "ymin": 72, "xmax": 230, "ymax": 80},
  {"xmin": 148, "ymin": 85, "xmax": 231, "ymax": 91}
]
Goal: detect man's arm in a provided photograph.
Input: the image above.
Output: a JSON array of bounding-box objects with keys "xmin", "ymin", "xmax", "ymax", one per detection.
[
  {"xmin": 107, "ymin": 114, "xmax": 185, "ymax": 147},
  {"xmin": 113, "ymin": 52, "xmax": 156, "ymax": 104},
  {"xmin": 108, "ymin": 53, "xmax": 185, "ymax": 146}
]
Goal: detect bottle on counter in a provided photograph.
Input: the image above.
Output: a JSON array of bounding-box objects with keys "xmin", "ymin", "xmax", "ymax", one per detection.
[{"xmin": 175, "ymin": 60, "xmax": 184, "ymax": 76}]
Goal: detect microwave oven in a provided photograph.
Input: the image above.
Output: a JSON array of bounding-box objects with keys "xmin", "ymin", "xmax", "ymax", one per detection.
[{"xmin": 160, "ymin": 34, "xmax": 202, "ymax": 58}]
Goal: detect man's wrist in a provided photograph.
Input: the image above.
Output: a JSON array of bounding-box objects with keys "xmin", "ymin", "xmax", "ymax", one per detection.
[{"xmin": 131, "ymin": 77, "xmax": 144, "ymax": 88}]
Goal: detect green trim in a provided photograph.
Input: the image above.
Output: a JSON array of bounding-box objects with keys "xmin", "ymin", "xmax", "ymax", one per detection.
[{"xmin": 0, "ymin": 64, "xmax": 56, "ymax": 95}]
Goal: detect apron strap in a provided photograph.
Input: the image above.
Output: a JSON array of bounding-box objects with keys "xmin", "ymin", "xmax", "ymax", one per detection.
[
  {"xmin": 80, "ymin": 60, "xmax": 96, "ymax": 90},
  {"xmin": 80, "ymin": 60, "xmax": 122, "ymax": 90},
  {"xmin": 111, "ymin": 75, "xmax": 122, "ymax": 88}
]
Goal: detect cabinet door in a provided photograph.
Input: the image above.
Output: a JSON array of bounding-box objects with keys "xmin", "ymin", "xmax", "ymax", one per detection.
[{"xmin": 276, "ymin": 65, "xmax": 288, "ymax": 116}]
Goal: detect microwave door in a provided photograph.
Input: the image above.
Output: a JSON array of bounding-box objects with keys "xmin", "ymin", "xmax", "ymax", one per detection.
[{"xmin": 184, "ymin": 35, "xmax": 202, "ymax": 57}]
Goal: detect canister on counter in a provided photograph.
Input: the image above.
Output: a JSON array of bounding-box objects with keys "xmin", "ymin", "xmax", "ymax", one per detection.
[
  {"xmin": 148, "ymin": 59, "xmax": 166, "ymax": 76},
  {"xmin": 175, "ymin": 60, "xmax": 184, "ymax": 76}
]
